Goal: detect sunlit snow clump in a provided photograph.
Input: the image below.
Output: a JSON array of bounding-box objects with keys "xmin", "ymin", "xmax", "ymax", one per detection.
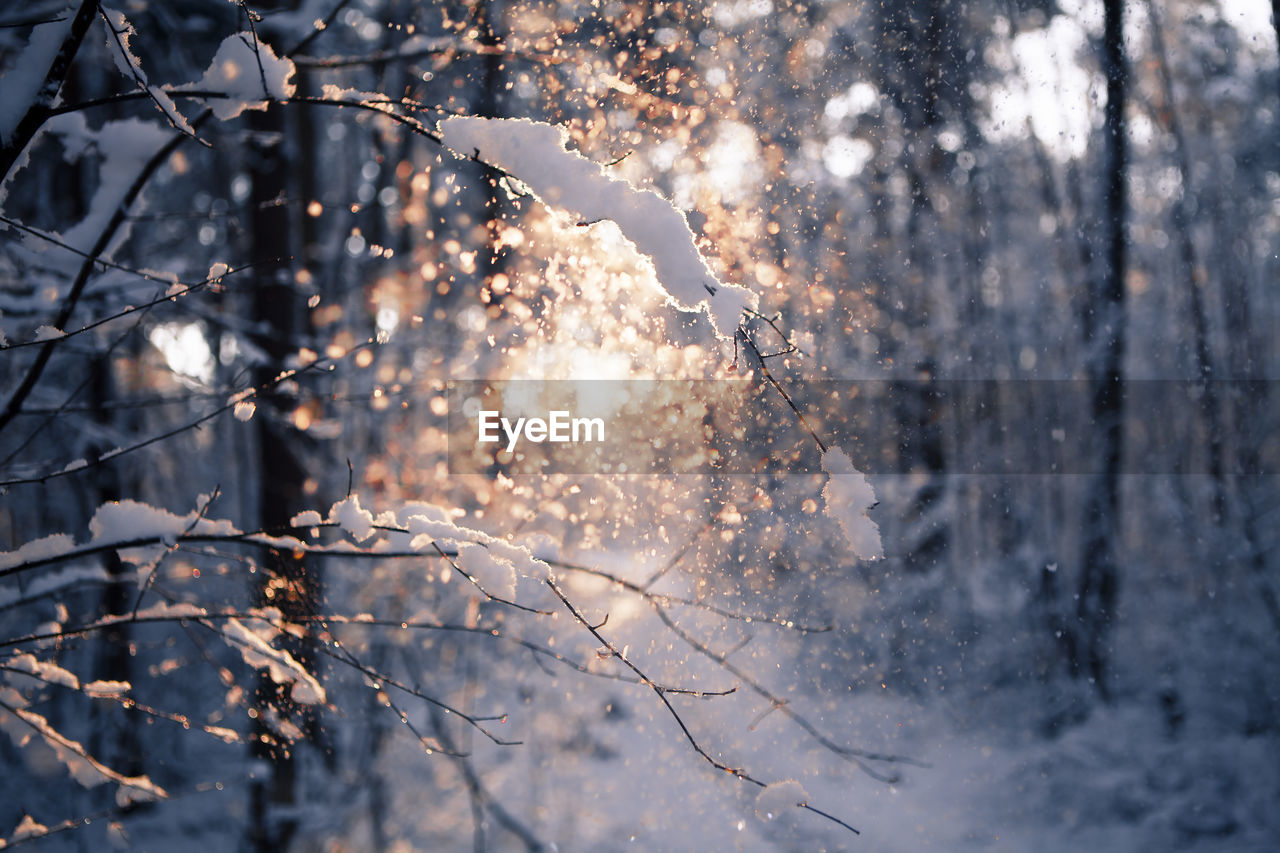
[
  {"xmin": 197, "ymin": 33, "xmax": 297, "ymax": 120},
  {"xmin": 439, "ymin": 116, "xmax": 757, "ymax": 338},
  {"xmin": 821, "ymin": 448, "xmax": 882, "ymax": 560}
]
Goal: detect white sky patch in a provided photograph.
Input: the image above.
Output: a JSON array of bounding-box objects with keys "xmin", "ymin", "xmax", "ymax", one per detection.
[
  {"xmin": 1057, "ymin": 0, "xmax": 1104, "ymax": 36},
  {"xmin": 823, "ymin": 135, "xmax": 875, "ymax": 179},
  {"xmin": 824, "ymin": 81, "xmax": 880, "ymax": 126},
  {"xmin": 149, "ymin": 322, "xmax": 214, "ymax": 384},
  {"xmin": 375, "ymin": 304, "xmax": 399, "ymax": 337},
  {"xmin": 712, "ymin": 0, "xmax": 773, "ymax": 28},
  {"xmin": 566, "ymin": 343, "xmax": 632, "ymax": 381},
  {"xmin": 1217, "ymin": 0, "xmax": 1277, "ymax": 48},
  {"xmin": 700, "ymin": 120, "xmax": 762, "ymax": 205},
  {"xmin": 983, "ymin": 15, "xmax": 1098, "ymax": 160}
]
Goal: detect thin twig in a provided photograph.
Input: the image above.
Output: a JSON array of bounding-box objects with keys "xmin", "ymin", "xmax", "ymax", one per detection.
[
  {"xmin": 285, "ymin": 0, "xmax": 352, "ymax": 57},
  {"xmin": 0, "ymin": 340, "xmax": 375, "ymax": 488},
  {"xmin": 130, "ymin": 486, "xmax": 221, "ymax": 617},
  {"xmin": 739, "ymin": 326, "xmax": 827, "ymax": 454},
  {"xmin": 419, "ymin": 669, "xmax": 546, "ymax": 851},
  {"xmin": 96, "ymin": 4, "xmax": 205, "ymax": 144},
  {"xmin": 544, "ymin": 577, "xmax": 859, "ymax": 836},
  {"xmin": 654, "ymin": 604, "xmax": 926, "ymax": 781},
  {"xmin": 0, "ymin": 112, "xmax": 208, "ymax": 435}
]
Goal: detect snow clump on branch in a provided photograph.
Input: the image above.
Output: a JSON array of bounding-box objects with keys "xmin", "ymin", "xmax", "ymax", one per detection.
[
  {"xmin": 821, "ymin": 448, "xmax": 883, "ymax": 560},
  {"xmin": 439, "ymin": 116, "xmax": 758, "ymax": 339},
  {"xmin": 196, "ymin": 33, "xmax": 297, "ymax": 120}
]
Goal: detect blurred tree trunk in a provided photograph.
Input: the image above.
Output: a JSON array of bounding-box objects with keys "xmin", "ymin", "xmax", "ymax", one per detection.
[
  {"xmin": 245, "ymin": 15, "xmax": 319, "ymax": 851},
  {"xmin": 872, "ymin": 0, "xmax": 958, "ymax": 573},
  {"xmin": 476, "ymin": 0, "xmax": 511, "ymax": 307},
  {"xmin": 55, "ymin": 54, "xmax": 147, "ymax": 790},
  {"xmin": 1273, "ymin": 0, "xmax": 1280, "ymax": 103},
  {"xmin": 1074, "ymin": 0, "xmax": 1128, "ymax": 701},
  {"xmin": 0, "ymin": 0, "xmax": 96, "ymax": 184},
  {"xmin": 1146, "ymin": 0, "xmax": 1225, "ymax": 521}
]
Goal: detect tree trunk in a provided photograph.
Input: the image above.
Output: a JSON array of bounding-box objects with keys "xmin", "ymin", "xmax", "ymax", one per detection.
[
  {"xmin": 245, "ymin": 29, "xmax": 318, "ymax": 850},
  {"xmin": 1075, "ymin": 0, "xmax": 1128, "ymax": 701}
]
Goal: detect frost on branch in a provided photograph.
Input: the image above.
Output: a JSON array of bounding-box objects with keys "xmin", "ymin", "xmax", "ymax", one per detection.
[
  {"xmin": 439, "ymin": 116, "xmax": 758, "ymax": 339},
  {"xmin": 100, "ymin": 7, "xmax": 194, "ymax": 135},
  {"xmin": 399, "ymin": 504, "xmax": 548, "ymax": 582},
  {"xmin": 88, "ymin": 497, "xmax": 239, "ymax": 567},
  {"xmin": 196, "ymin": 33, "xmax": 297, "ymax": 120},
  {"xmin": 821, "ymin": 448, "xmax": 882, "ymax": 560},
  {"xmin": 0, "ymin": 533, "xmax": 77, "ymax": 572},
  {"xmin": 6, "ymin": 813, "xmax": 49, "ymax": 844},
  {"xmin": 220, "ymin": 612, "xmax": 326, "ymax": 706},
  {"xmin": 0, "ymin": 565, "xmax": 109, "ymax": 610},
  {"xmin": 0, "ymin": 15, "xmax": 72, "ymax": 147},
  {"xmin": 457, "ymin": 544, "xmax": 518, "ymax": 602},
  {"xmin": 3, "ymin": 654, "xmax": 80, "ymax": 690},
  {"xmin": 290, "ymin": 509, "xmax": 323, "ymax": 527},
  {"xmin": 5, "ymin": 115, "xmax": 171, "ymax": 273},
  {"xmin": 0, "ymin": 687, "xmax": 167, "ymax": 804}
]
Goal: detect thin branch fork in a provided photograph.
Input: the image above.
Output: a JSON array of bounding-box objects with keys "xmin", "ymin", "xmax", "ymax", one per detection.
[
  {"xmin": 653, "ymin": 604, "xmax": 926, "ymax": 783},
  {"xmin": 96, "ymin": 3, "xmax": 206, "ymax": 145},
  {"xmin": 544, "ymin": 577, "xmax": 860, "ymax": 837},
  {"xmin": 414, "ymin": 652, "xmax": 546, "ymax": 853},
  {"xmin": 0, "ymin": 111, "xmax": 208, "ymax": 435},
  {"xmin": 0, "ymin": 0, "xmax": 98, "ymax": 182},
  {"xmin": 0, "ymin": 246, "xmax": 253, "ymax": 353},
  {"xmin": 552, "ymin": 558, "xmax": 834, "ymax": 634},
  {"xmin": 0, "ymin": 338, "xmax": 376, "ymax": 487},
  {"xmin": 738, "ymin": 324, "xmax": 827, "ymax": 455},
  {"xmin": 0, "ymin": 603, "xmax": 516, "ymax": 747}
]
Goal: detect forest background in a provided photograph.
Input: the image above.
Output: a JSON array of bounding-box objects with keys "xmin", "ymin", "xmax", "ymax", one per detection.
[{"xmin": 0, "ymin": 0, "xmax": 1276, "ymax": 849}]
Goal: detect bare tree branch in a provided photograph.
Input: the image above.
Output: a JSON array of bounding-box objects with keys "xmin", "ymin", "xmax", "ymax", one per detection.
[
  {"xmin": 545, "ymin": 576, "xmax": 860, "ymax": 837},
  {"xmin": 0, "ymin": 112, "xmax": 208, "ymax": 435}
]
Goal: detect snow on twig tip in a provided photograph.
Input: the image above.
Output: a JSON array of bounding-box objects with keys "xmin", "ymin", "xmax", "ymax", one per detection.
[
  {"xmin": 821, "ymin": 448, "xmax": 882, "ymax": 561},
  {"xmin": 328, "ymin": 495, "xmax": 375, "ymax": 542},
  {"xmin": 756, "ymin": 778, "xmax": 810, "ymax": 821},
  {"xmin": 438, "ymin": 116, "xmax": 757, "ymax": 339},
  {"xmin": 100, "ymin": 6, "xmax": 197, "ymax": 137}
]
